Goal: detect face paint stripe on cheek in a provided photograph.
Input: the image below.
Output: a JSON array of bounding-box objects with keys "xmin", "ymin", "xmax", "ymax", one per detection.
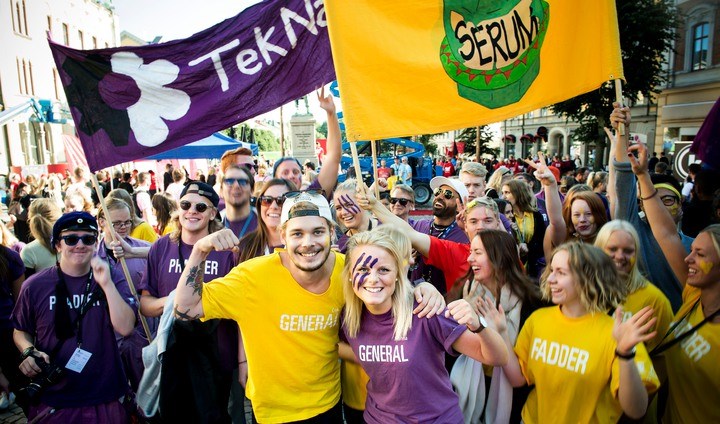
[
  {"xmin": 356, "ymin": 272, "xmax": 369, "ymax": 289},
  {"xmin": 369, "ymin": 258, "xmax": 378, "ymax": 268},
  {"xmin": 352, "ymin": 252, "xmax": 366, "ymax": 275},
  {"xmin": 698, "ymin": 259, "xmax": 714, "ymax": 275}
]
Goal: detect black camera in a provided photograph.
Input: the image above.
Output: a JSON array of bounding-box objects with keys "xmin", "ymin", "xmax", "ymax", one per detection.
[{"xmin": 20, "ymin": 353, "xmax": 64, "ymax": 402}]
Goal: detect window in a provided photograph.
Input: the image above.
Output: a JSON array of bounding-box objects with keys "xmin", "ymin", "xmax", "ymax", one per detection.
[
  {"xmin": 78, "ymin": 29, "xmax": 84, "ymax": 49},
  {"xmin": 62, "ymin": 23, "xmax": 69, "ymax": 45},
  {"xmin": 691, "ymin": 23, "xmax": 709, "ymax": 70}
]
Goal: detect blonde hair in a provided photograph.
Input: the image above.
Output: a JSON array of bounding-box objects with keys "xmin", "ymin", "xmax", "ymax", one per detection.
[
  {"xmin": 343, "ymin": 227, "xmax": 414, "ymax": 341},
  {"xmin": 541, "ymin": 242, "xmax": 627, "ymax": 314},
  {"xmin": 487, "ymin": 166, "xmax": 510, "ymax": 192},
  {"xmin": 594, "ymin": 220, "xmax": 647, "ymax": 293},
  {"xmin": 29, "ymin": 198, "xmax": 62, "ymax": 252}
]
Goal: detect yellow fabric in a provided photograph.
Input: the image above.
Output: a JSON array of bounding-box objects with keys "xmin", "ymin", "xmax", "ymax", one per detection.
[
  {"xmin": 386, "ymin": 175, "xmax": 399, "ymax": 191},
  {"xmin": 160, "ymin": 222, "xmax": 176, "ymax": 236},
  {"xmin": 663, "ymin": 285, "xmax": 720, "ymax": 423},
  {"xmin": 622, "ymin": 281, "xmax": 674, "ymax": 351},
  {"xmin": 130, "ymin": 221, "xmax": 159, "ymax": 243},
  {"xmin": 515, "ymin": 306, "xmax": 658, "ymax": 423},
  {"xmin": 341, "ymin": 361, "xmax": 369, "ymax": 411},
  {"xmin": 514, "ymin": 211, "xmax": 535, "ymax": 244},
  {"xmin": 324, "ymin": 0, "xmax": 624, "ymax": 141},
  {"xmin": 202, "ymin": 251, "xmax": 345, "ymax": 423}
]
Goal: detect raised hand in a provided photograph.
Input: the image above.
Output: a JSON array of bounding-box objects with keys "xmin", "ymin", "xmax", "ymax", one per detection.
[
  {"xmin": 610, "ymin": 102, "xmax": 631, "ymax": 130},
  {"xmin": 446, "ymin": 299, "xmax": 482, "ymax": 332},
  {"xmin": 476, "ymin": 296, "xmax": 507, "ymax": 334},
  {"xmin": 627, "ymin": 143, "xmax": 650, "ymax": 176},
  {"xmin": 194, "ymin": 228, "xmax": 240, "ymax": 255},
  {"xmin": 613, "ymin": 306, "xmax": 657, "ymax": 355},
  {"xmin": 317, "ymin": 86, "xmax": 336, "ymax": 114},
  {"xmin": 528, "ymin": 152, "xmax": 555, "ymax": 187}
]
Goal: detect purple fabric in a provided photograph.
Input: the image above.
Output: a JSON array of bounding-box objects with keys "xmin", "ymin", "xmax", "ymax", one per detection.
[
  {"xmin": 11, "ymin": 266, "xmax": 134, "ymax": 408},
  {"xmin": 138, "ymin": 235, "xmax": 239, "ymax": 371},
  {"xmin": 48, "ymin": 0, "xmax": 335, "ymax": 171},
  {"xmin": 691, "ymin": 96, "xmax": 720, "ymax": 170},
  {"xmin": 224, "ymin": 212, "xmax": 259, "ymax": 240},
  {"xmin": 28, "ymin": 398, "xmax": 127, "ymax": 424},
  {"xmin": 342, "ymin": 304, "xmax": 466, "ymax": 423},
  {"xmin": 409, "ymin": 220, "xmax": 468, "ymax": 292},
  {"xmin": 0, "ymin": 247, "xmax": 24, "ymax": 328}
]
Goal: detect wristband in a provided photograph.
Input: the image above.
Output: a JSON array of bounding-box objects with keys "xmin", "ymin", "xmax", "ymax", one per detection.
[
  {"xmin": 469, "ymin": 315, "xmax": 488, "ymax": 333},
  {"xmin": 615, "ymin": 347, "xmax": 636, "ymax": 360},
  {"xmin": 640, "ymin": 189, "xmax": 658, "ymax": 201},
  {"xmin": 21, "ymin": 346, "xmax": 35, "ymax": 359}
]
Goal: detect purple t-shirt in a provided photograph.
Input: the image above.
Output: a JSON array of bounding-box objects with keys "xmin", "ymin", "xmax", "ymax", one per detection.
[
  {"xmin": 0, "ymin": 246, "xmax": 24, "ymax": 328},
  {"xmin": 138, "ymin": 235, "xmax": 239, "ymax": 371},
  {"xmin": 342, "ymin": 304, "xmax": 466, "ymax": 423},
  {"xmin": 11, "ymin": 266, "xmax": 135, "ymax": 408},
  {"xmin": 223, "ymin": 212, "xmax": 259, "ymax": 241},
  {"xmin": 409, "ymin": 220, "xmax": 469, "ymax": 292}
]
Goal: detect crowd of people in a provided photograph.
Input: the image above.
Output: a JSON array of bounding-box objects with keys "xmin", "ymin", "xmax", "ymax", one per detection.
[{"xmin": 0, "ymin": 99, "xmax": 718, "ymax": 424}]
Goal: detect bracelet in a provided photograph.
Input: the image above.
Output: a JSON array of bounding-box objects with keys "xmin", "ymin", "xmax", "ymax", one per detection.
[
  {"xmin": 239, "ymin": 360, "xmax": 247, "ymax": 364},
  {"xmin": 640, "ymin": 189, "xmax": 658, "ymax": 201},
  {"xmin": 615, "ymin": 347, "xmax": 636, "ymax": 360}
]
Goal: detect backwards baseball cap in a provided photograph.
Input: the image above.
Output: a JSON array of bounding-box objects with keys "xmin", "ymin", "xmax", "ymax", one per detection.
[
  {"xmin": 430, "ymin": 176, "xmax": 470, "ymax": 203},
  {"xmin": 180, "ymin": 182, "xmax": 219, "ymax": 207},
  {"xmin": 272, "ymin": 157, "xmax": 303, "ymax": 178},
  {"xmin": 280, "ymin": 190, "xmax": 333, "ymax": 225},
  {"xmin": 51, "ymin": 211, "xmax": 98, "ymax": 245}
]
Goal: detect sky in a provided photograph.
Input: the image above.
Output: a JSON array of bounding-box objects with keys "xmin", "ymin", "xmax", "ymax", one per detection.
[{"xmin": 112, "ymin": 0, "xmax": 329, "ymax": 123}]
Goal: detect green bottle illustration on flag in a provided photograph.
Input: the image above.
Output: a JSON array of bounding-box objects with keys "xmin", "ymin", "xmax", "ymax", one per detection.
[{"xmin": 441, "ymin": 0, "xmax": 550, "ymax": 109}]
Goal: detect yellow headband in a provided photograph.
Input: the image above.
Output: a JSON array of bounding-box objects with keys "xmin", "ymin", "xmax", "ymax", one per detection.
[{"xmin": 654, "ymin": 183, "xmax": 681, "ymax": 201}]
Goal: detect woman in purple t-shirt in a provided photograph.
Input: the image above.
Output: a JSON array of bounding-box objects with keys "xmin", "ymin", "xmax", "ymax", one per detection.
[{"xmin": 339, "ymin": 227, "xmax": 508, "ymax": 423}]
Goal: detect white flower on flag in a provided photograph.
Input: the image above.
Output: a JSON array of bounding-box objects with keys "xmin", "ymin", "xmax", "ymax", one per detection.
[{"xmin": 110, "ymin": 52, "xmax": 191, "ymax": 147}]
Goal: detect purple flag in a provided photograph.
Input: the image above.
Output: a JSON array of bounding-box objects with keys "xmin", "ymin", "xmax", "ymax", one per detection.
[
  {"xmin": 691, "ymin": 96, "xmax": 720, "ymax": 170},
  {"xmin": 49, "ymin": 0, "xmax": 334, "ymax": 171}
]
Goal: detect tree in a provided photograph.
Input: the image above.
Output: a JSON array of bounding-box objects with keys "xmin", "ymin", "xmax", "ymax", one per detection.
[
  {"xmin": 550, "ymin": 0, "xmax": 677, "ymax": 169},
  {"xmin": 316, "ymin": 121, "xmax": 328, "ymax": 138},
  {"xmin": 456, "ymin": 126, "xmax": 499, "ymax": 158},
  {"xmin": 222, "ymin": 124, "xmax": 280, "ymax": 152},
  {"xmin": 416, "ymin": 133, "xmax": 443, "ymax": 156}
]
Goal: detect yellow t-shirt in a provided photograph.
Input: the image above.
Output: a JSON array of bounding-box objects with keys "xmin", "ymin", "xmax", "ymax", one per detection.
[
  {"xmin": 341, "ymin": 361, "xmax": 369, "ymax": 411},
  {"xmin": 386, "ymin": 175, "xmax": 400, "ymax": 191},
  {"xmin": 202, "ymin": 250, "xmax": 345, "ymax": 423},
  {"xmin": 160, "ymin": 222, "xmax": 176, "ymax": 236},
  {"xmin": 515, "ymin": 306, "xmax": 658, "ymax": 424},
  {"xmin": 130, "ymin": 221, "xmax": 159, "ymax": 243},
  {"xmin": 663, "ymin": 285, "xmax": 720, "ymax": 423},
  {"xmin": 622, "ymin": 281, "xmax": 674, "ymax": 351}
]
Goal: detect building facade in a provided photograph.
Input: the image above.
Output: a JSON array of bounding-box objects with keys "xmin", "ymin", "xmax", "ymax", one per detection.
[{"xmin": 0, "ymin": 0, "xmax": 119, "ymax": 177}]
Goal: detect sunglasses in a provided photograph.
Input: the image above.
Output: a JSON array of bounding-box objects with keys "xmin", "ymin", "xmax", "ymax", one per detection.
[
  {"xmin": 223, "ymin": 177, "xmax": 249, "ymax": 187},
  {"xmin": 259, "ymin": 195, "xmax": 286, "ymax": 207},
  {"xmin": 60, "ymin": 234, "xmax": 97, "ymax": 246},
  {"xmin": 179, "ymin": 200, "xmax": 211, "ymax": 213},
  {"xmin": 433, "ymin": 188, "xmax": 455, "ymax": 200},
  {"xmin": 389, "ymin": 197, "xmax": 411, "ymax": 206},
  {"xmin": 284, "ymin": 189, "xmax": 326, "ymax": 200}
]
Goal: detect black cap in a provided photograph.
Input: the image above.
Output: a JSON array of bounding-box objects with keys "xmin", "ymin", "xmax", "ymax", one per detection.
[
  {"xmin": 180, "ymin": 181, "xmax": 219, "ymax": 207},
  {"xmin": 51, "ymin": 211, "xmax": 98, "ymax": 245}
]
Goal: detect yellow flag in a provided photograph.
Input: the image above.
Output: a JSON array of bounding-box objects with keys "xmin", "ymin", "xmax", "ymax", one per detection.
[{"xmin": 324, "ymin": 0, "xmax": 623, "ymax": 142}]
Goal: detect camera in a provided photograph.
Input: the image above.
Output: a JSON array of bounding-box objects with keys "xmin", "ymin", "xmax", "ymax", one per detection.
[{"xmin": 19, "ymin": 353, "xmax": 64, "ymax": 403}]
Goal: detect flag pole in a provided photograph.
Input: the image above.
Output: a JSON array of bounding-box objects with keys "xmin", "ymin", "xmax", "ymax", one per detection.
[
  {"xmin": 349, "ymin": 142, "xmax": 363, "ymax": 186},
  {"xmin": 614, "ymin": 79, "xmax": 625, "ymax": 136},
  {"xmin": 91, "ymin": 175, "xmax": 153, "ymax": 342},
  {"xmin": 370, "ymin": 140, "xmax": 380, "ymax": 199}
]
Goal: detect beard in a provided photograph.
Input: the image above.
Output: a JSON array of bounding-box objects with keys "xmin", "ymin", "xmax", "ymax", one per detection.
[
  {"xmin": 432, "ymin": 202, "xmax": 456, "ymax": 220},
  {"xmin": 290, "ymin": 245, "xmax": 332, "ymax": 272}
]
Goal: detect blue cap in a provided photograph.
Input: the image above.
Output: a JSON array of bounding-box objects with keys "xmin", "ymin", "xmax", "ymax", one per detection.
[{"xmin": 51, "ymin": 211, "xmax": 98, "ymax": 245}]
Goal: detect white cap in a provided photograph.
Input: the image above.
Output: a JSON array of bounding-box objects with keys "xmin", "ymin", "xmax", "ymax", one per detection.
[
  {"xmin": 430, "ymin": 176, "xmax": 469, "ymax": 203},
  {"xmin": 280, "ymin": 191, "xmax": 334, "ymax": 225}
]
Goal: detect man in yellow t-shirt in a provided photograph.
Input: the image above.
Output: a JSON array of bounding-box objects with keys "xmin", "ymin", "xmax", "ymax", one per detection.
[{"xmin": 172, "ymin": 191, "xmax": 444, "ymax": 423}]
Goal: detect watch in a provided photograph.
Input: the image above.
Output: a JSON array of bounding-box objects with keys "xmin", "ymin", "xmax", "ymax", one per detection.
[
  {"xmin": 21, "ymin": 346, "xmax": 35, "ymax": 359},
  {"xmin": 470, "ymin": 315, "xmax": 488, "ymax": 334}
]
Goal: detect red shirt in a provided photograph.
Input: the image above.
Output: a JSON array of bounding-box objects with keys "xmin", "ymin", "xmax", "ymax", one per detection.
[
  {"xmin": 425, "ymin": 236, "xmax": 470, "ymax": 292},
  {"xmin": 442, "ymin": 162, "xmax": 456, "ymax": 177},
  {"xmin": 377, "ymin": 166, "xmax": 392, "ymax": 179}
]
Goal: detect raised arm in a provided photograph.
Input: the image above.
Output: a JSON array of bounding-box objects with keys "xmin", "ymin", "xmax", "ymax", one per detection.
[
  {"xmin": 628, "ymin": 144, "xmax": 688, "ymax": 285},
  {"xmin": 91, "ymin": 257, "xmax": 136, "ymax": 336},
  {"xmin": 355, "ymin": 188, "xmax": 431, "ymax": 256},
  {"xmin": 529, "ymin": 153, "xmax": 565, "ymax": 258},
  {"xmin": 447, "ymin": 298, "xmax": 508, "ymax": 366},
  {"xmin": 317, "ymin": 87, "xmax": 341, "ymax": 196},
  {"xmin": 173, "ymin": 229, "xmax": 239, "ymax": 320}
]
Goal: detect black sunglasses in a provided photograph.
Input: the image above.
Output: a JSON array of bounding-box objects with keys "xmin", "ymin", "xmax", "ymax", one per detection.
[
  {"xmin": 433, "ymin": 188, "xmax": 455, "ymax": 199},
  {"xmin": 179, "ymin": 200, "xmax": 210, "ymax": 213},
  {"xmin": 389, "ymin": 197, "xmax": 411, "ymax": 206},
  {"xmin": 259, "ymin": 195, "xmax": 286, "ymax": 207},
  {"xmin": 223, "ymin": 177, "xmax": 250, "ymax": 187},
  {"xmin": 60, "ymin": 234, "xmax": 97, "ymax": 246}
]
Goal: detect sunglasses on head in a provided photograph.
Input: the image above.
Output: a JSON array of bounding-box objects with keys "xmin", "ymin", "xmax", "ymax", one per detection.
[
  {"xmin": 284, "ymin": 189, "xmax": 326, "ymax": 200},
  {"xmin": 389, "ymin": 197, "xmax": 411, "ymax": 206},
  {"xmin": 179, "ymin": 200, "xmax": 211, "ymax": 213},
  {"xmin": 223, "ymin": 177, "xmax": 249, "ymax": 187},
  {"xmin": 259, "ymin": 195, "xmax": 286, "ymax": 207},
  {"xmin": 433, "ymin": 188, "xmax": 455, "ymax": 199},
  {"xmin": 60, "ymin": 234, "xmax": 97, "ymax": 246}
]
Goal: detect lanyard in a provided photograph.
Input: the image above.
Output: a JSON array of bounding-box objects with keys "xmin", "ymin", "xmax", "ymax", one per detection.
[
  {"xmin": 56, "ymin": 267, "xmax": 94, "ymax": 347},
  {"xmin": 223, "ymin": 213, "xmax": 253, "ymax": 239},
  {"xmin": 651, "ymin": 299, "xmax": 720, "ymax": 357},
  {"xmin": 431, "ymin": 221, "xmax": 457, "ymax": 240}
]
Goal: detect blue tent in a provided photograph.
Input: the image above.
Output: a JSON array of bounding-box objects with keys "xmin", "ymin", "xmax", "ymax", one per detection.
[{"xmin": 147, "ymin": 132, "xmax": 258, "ymax": 159}]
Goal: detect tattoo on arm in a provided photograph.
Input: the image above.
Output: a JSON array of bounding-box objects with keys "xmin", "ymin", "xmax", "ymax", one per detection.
[
  {"xmin": 174, "ymin": 305, "xmax": 200, "ymax": 321},
  {"xmin": 185, "ymin": 263, "xmax": 204, "ymax": 297}
]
